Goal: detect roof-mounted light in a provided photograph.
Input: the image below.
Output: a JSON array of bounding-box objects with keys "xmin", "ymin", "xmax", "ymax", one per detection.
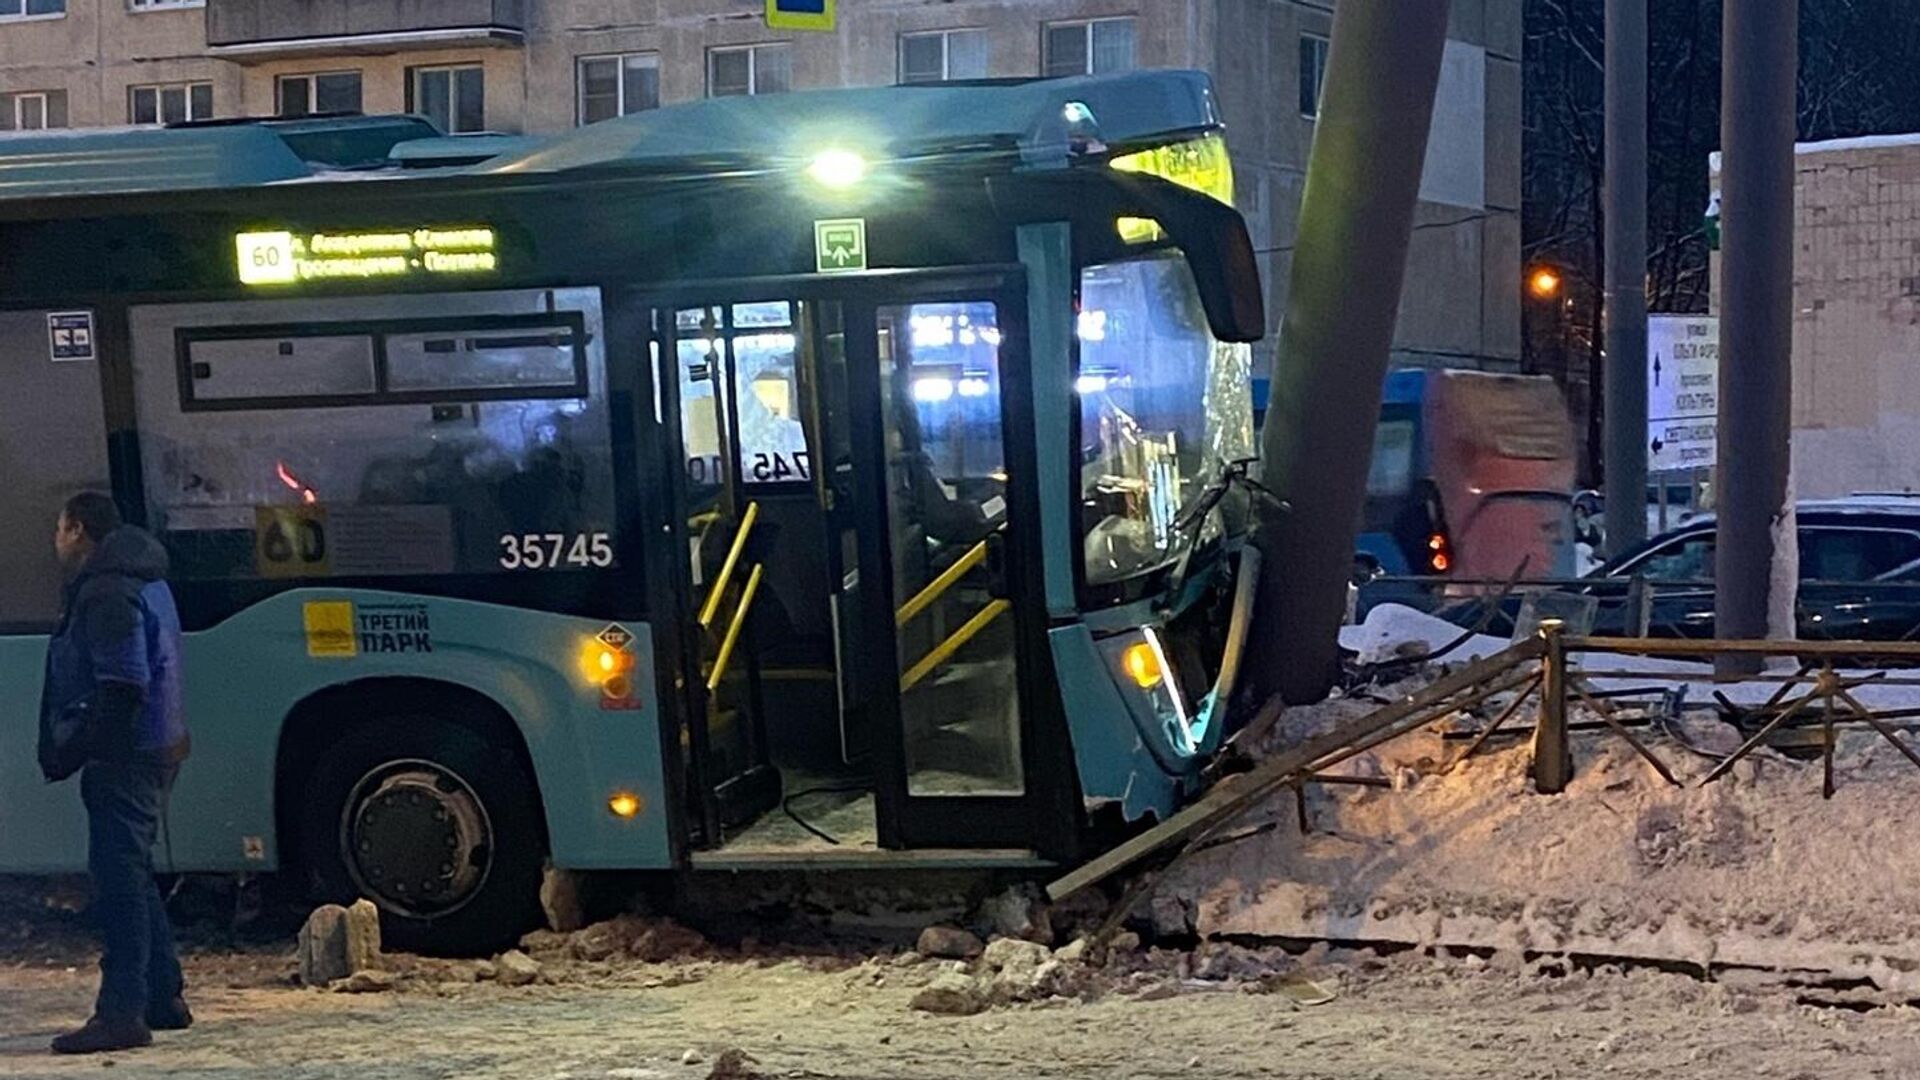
[{"xmin": 807, "ymin": 148, "xmax": 868, "ymax": 190}]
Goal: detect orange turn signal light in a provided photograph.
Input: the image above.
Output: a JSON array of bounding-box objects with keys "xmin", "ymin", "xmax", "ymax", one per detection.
[{"xmin": 1121, "ymin": 641, "xmax": 1164, "ymax": 689}]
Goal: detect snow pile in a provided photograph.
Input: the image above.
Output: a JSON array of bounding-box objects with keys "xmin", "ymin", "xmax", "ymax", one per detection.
[
  {"xmin": 1177, "ymin": 611, "xmax": 1920, "ymax": 991},
  {"xmin": 1338, "ymin": 603, "xmax": 1510, "ymax": 665}
]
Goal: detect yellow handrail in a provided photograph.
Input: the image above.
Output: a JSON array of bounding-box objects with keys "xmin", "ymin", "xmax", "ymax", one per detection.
[
  {"xmin": 697, "ymin": 501, "xmax": 759, "ymax": 630},
  {"xmin": 706, "ymin": 563, "xmax": 765, "ymax": 692},
  {"xmin": 894, "ymin": 539, "xmax": 990, "ymax": 628},
  {"xmin": 900, "ymin": 599, "xmax": 1010, "ymax": 693}
]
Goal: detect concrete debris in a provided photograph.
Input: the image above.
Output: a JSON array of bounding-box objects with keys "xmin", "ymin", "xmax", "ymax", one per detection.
[
  {"xmin": 680, "ymin": 1048, "xmax": 704, "ymax": 1065},
  {"xmin": 540, "ymin": 862, "xmax": 588, "ymax": 933},
  {"xmin": 979, "ymin": 938, "xmax": 1066, "ymax": 1005},
  {"xmin": 916, "ymin": 925, "xmax": 985, "ymax": 961},
  {"xmin": 330, "ymin": 968, "xmax": 397, "ymax": 994},
  {"xmin": 495, "ymin": 949, "xmax": 543, "ymax": 987},
  {"xmin": 569, "ymin": 916, "xmax": 635, "ymax": 962},
  {"xmin": 518, "ymin": 928, "xmax": 572, "ymax": 957},
  {"xmin": 554, "ymin": 914, "xmax": 709, "ymax": 964},
  {"xmin": 631, "ymin": 920, "xmax": 709, "ymax": 963},
  {"xmin": 1052, "ymin": 938, "xmax": 1090, "ymax": 965},
  {"xmin": 979, "ymin": 937, "xmax": 1051, "ymax": 973},
  {"xmin": 296, "ymin": 904, "xmax": 351, "ymax": 987},
  {"xmin": 705, "ymin": 1048, "xmax": 762, "ymax": 1080},
  {"xmin": 1110, "ymin": 931, "xmax": 1142, "ymax": 953},
  {"xmin": 1146, "ymin": 895, "xmax": 1195, "ymax": 939},
  {"xmin": 910, "ymin": 971, "xmax": 987, "ymax": 1016},
  {"xmin": 344, "ymin": 898, "xmax": 382, "ymax": 974},
  {"xmin": 473, "ymin": 959, "xmax": 497, "ymax": 982},
  {"xmin": 1190, "ymin": 942, "xmax": 1289, "ymax": 982},
  {"xmin": 976, "ymin": 885, "xmax": 1054, "ymax": 946}
]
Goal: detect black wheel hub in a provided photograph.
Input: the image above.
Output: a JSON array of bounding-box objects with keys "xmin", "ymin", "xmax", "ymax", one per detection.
[{"xmin": 342, "ymin": 761, "xmax": 492, "ymax": 918}]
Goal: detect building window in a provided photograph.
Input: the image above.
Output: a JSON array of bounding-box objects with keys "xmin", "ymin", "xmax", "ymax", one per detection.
[
  {"xmin": 707, "ymin": 43, "xmax": 791, "ymax": 97},
  {"xmin": 1043, "ymin": 17, "xmax": 1135, "ymax": 78},
  {"xmin": 577, "ymin": 53, "xmax": 660, "ymax": 125},
  {"xmin": 0, "ymin": 0, "xmax": 64, "ymax": 20},
  {"xmin": 410, "ymin": 65, "xmax": 486, "ymax": 133},
  {"xmin": 1299, "ymin": 33, "xmax": 1330, "ymax": 118},
  {"xmin": 899, "ymin": 28, "xmax": 988, "ymax": 84},
  {"xmin": 277, "ymin": 71, "xmax": 362, "ymax": 117},
  {"xmin": 130, "ymin": 82, "xmax": 213, "ymax": 125},
  {"xmin": 128, "ymin": 0, "xmax": 204, "ymax": 10},
  {"xmin": 0, "ymin": 90, "xmax": 65, "ymax": 130}
]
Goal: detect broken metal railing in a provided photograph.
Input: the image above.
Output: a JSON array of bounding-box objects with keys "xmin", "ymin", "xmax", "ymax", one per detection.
[
  {"xmin": 1556, "ymin": 635, "xmax": 1920, "ymax": 799},
  {"xmin": 1051, "ymin": 626, "xmax": 1920, "ymax": 907}
]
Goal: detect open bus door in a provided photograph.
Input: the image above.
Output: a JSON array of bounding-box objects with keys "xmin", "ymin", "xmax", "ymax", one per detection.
[{"xmin": 655, "ymin": 273, "xmax": 1074, "ymax": 864}]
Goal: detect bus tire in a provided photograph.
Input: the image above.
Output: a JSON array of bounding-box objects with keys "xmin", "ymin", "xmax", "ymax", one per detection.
[{"xmin": 297, "ymin": 715, "xmax": 547, "ymax": 957}]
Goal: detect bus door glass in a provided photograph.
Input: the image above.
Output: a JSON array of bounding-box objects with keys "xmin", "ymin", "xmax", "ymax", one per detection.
[
  {"xmin": 875, "ymin": 300, "xmax": 1021, "ymax": 799},
  {"xmin": 843, "ymin": 279, "xmax": 1059, "ymax": 852},
  {"xmin": 670, "ymin": 301, "xmax": 851, "ymax": 839}
]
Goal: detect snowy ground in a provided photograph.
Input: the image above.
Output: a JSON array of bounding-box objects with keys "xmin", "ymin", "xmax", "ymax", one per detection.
[
  {"xmin": 6, "ymin": 942, "xmax": 1920, "ymax": 1079},
  {"xmin": 4, "ymin": 607, "xmax": 1916, "ymax": 1078},
  {"xmin": 1157, "ymin": 606, "xmax": 1920, "ymax": 993}
]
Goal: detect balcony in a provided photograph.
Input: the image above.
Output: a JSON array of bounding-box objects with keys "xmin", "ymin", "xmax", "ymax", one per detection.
[{"xmin": 206, "ymin": 0, "xmax": 526, "ymax": 60}]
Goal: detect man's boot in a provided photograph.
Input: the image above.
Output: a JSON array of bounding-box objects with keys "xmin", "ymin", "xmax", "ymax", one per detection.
[
  {"xmin": 50, "ymin": 1015, "xmax": 152, "ymax": 1055},
  {"xmin": 146, "ymin": 996, "xmax": 192, "ymax": 1031}
]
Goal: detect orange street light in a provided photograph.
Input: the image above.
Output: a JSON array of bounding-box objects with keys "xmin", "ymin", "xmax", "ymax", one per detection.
[{"xmin": 1528, "ymin": 267, "xmax": 1563, "ymax": 299}]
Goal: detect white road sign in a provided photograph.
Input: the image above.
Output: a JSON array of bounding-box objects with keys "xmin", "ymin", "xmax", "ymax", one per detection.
[{"xmin": 1647, "ymin": 315, "xmax": 1718, "ymax": 473}]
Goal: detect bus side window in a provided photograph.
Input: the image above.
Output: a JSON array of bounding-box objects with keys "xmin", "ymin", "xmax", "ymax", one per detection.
[{"xmin": 127, "ymin": 289, "xmax": 620, "ymax": 583}]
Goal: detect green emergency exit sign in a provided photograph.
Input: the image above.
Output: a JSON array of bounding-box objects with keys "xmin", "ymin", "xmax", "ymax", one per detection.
[{"xmin": 814, "ymin": 219, "xmax": 867, "ymax": 273}]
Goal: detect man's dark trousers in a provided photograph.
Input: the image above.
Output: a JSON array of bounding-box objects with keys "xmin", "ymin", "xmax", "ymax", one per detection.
[{"xmin": 81, "ymin": 761, "xmax": 182, "ymax": 1022}]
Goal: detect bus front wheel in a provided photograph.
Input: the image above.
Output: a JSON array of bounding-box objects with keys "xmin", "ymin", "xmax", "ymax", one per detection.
[{"xmin": 298, "ymin": 716, "xmax": 548, "ymax": 957}]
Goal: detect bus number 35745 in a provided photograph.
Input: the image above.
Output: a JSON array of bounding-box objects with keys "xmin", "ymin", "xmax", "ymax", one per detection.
[{"xmin": 498, "ymin": 532, "xmax": 614, "ymax": 570}]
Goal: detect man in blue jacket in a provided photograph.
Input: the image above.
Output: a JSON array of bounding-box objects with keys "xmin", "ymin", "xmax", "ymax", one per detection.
[{"xmin": 38, "ymin": 492, "xmax": 192, "ymax": 1055}]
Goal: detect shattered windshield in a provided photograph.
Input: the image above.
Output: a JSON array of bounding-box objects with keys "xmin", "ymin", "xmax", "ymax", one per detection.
[{"xmin": 1077, "ymin": 252, "xmax": 1254, "ymax": 590}]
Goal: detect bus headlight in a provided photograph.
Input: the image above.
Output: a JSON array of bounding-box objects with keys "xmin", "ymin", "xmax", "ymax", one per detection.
[{"xmin": 607, "ymin": 791, "xmax": 643, "ymax": 819}]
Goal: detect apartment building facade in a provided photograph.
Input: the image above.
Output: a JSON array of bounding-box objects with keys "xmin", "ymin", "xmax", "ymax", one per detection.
[{"xmin": 0, "ymin": 0, "xmax": 1520, "ymax": 373}]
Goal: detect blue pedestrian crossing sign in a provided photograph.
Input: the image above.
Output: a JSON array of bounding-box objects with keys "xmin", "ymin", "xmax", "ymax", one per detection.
[{"xmin": 767, "ymin": 0, "xmax": 834, "ymax": 31}]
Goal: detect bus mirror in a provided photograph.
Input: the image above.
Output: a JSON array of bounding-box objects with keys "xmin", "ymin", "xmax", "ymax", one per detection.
[
  {"xmin": 1107, "ymin": 172, "xmax": 1266, "ymax": 345},
  {"xmin": 988, "ymin": 170, "xmax": 1266, "ymax": 344}
]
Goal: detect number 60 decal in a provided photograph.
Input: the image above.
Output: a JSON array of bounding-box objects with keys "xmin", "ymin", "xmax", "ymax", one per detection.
[{"xmin": 499, "ymin": 532, "xmax": 614, "ymax": 570}]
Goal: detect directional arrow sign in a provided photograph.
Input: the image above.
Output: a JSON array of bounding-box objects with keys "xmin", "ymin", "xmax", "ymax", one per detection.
[
  {"xmin": 1647, "ymin": 315, "xmax": 1718, "ymax": 473},
  {"xmin": 814, "ymin": 218, "xmax": 867, "ymax": 273}
]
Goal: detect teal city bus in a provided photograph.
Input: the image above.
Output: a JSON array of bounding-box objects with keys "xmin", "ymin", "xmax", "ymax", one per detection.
[{"xmin": 0, "ymin": 72, "xmax": 1262, "ymax": 953}]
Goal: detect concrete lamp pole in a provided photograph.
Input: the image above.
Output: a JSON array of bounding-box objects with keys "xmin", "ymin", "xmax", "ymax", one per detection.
[
  {"xmin": 1714, "ymin": 0, "xmax": 1798, "ymax": 671},
  {"xmin": 1603, "ymin": 0, "xmax": 1649, "ymax": 558},
  {"xmin": 1248, "ymin": 0, "xmax": 1454, "ymax": 705}
]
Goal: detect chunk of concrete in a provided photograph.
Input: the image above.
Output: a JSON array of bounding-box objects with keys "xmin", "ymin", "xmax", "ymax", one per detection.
[
  {"xmin": 496, "ymin": 949, "xmax": 543, "ymax": 987},
  {"xmin": 980, "ymin": 937, "xmax": 1052, "ymax": 974},
  {"xmin": 540, "ymin": 862, "xmax": 587, "ymax": 933},
  {"xmin": 344, "ymin": 898, "xmax": 382, "ymax": 973},
  {"xmin": 977, "ymin": 884, "xmax": 1055, "ymax": 946},
  {"xmin": 916, "ymin": 925, "xmax": 985, "ymax": 961},
  {"xmin": 297, "ymin": 904, "xmax": 351, "ymax": 987},
  {"xmin": 331, "ymin": 968, "xmax": 397, "ymax": 994},
  {"xmin": 910, "ymin": 971, "xmax": 986, "ymax": 1016}
]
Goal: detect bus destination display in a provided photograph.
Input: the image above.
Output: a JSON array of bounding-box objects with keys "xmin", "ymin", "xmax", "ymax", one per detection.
[{"xmin": 236, "ymin": 226, "xmax": 499, "ymax": 286}]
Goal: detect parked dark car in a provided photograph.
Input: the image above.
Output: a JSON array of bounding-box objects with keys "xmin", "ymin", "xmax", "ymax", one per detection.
[{"xmin": 1434, "ymin": 497, "xmax": 1920, "ymax": 641}]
